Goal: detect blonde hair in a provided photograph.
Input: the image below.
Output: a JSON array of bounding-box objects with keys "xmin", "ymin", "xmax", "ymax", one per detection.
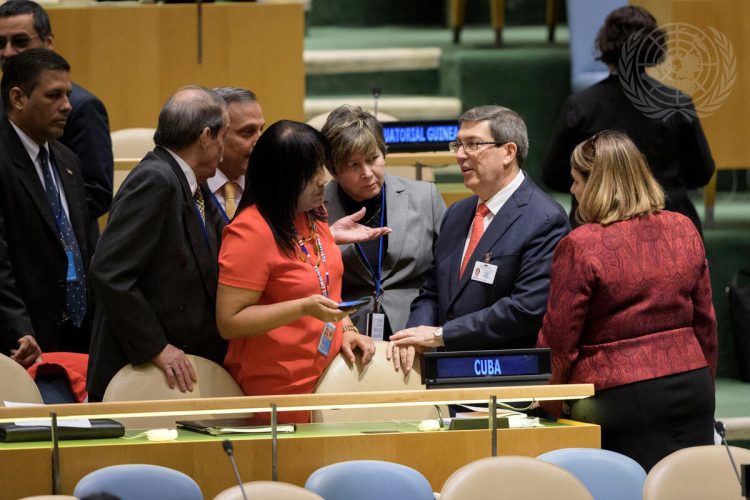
[
  {"xmin": 572, "ymin": 130, "xmax": 665, "ymax": 225},
  {"xmin": 320, "ymin": 105, "xmax": 387, "ymax": 176}
]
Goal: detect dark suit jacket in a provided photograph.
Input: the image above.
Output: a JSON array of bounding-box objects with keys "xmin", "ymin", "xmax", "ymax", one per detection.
[
  {"xmin": 541, "ymin": 74, "xmax": 715, "ymax": 233},
  {"xmin": 324, "ymin": 173, "xmax": 446, "ymax": 333},
  {"xmin": 61, "ymin": 83, "xmax": 114, "ymax": 248},
  {"xmin": 0, "ymin": 117, "xmax": 91, "ymax": 355},
  {"xmin": 407, "ymin": 174, "xmax": 570, "ymax": 349},
  {"xmin": 86, "ymin": 147, "xmax": 226, "ymax": 399},
  {"xmin": 1, "ymin": 83, "xmax": 113, "ymax": 249}
]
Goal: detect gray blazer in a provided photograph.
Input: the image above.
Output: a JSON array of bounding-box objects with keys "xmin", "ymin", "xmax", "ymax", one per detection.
[{"xmin": 325, "ymin": 173, "xmax": 446, "ymax": 333}]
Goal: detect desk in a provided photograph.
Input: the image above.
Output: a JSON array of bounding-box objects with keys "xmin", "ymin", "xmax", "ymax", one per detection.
[{"xmin": 0, "ymin": 385, "xmax": 598, "ymax": 498}]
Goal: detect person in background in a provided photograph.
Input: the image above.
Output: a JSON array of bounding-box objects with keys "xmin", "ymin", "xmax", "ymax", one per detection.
[
  {"xmin": 0, "ymin": 0, "xmax": 113, "ymax": 249},
  {"xmin": 389, "ymin": 105, "xmax": 570, "ymax": 373},
  {"xmin": 322, "ymin": 105, "xmax": 446, "ymax": 341},
  {"xmin": 541, "ymin": 5, "xmax": 714, "ymax": 236},
  {"xmin": 538, "ymin": 130, "xmax": 717, "ymax": 471},
  {"xmin": 216, "ymin": 120, "xmax": 375, "ymax": 424},
  {"xmin": 208, "ymin": 87, "xmax": 264, "ymax": 222}
]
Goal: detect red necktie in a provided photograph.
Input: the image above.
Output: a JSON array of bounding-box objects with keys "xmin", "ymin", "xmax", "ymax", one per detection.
[{"xmin": 460, "ymin": 203, "xmax": 490, "ymax": 277}]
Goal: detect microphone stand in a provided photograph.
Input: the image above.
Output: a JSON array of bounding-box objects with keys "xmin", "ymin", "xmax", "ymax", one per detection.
[
  {"xmin": 372, "ymin": 86, "xmax": 381, "ymax": 119},
  {"xmin": 222, "ymin": 439, "xmax": 248, "ymax": 500},
  {"xmin": 715, "ymin": 420, "xmax": 748, "ymax": 498}
]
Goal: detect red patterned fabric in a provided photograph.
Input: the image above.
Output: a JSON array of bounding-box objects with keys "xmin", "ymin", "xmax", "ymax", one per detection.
[
  {"xmin": 460, "ymin": 203, "xmax": 490, "ymax": 277},
  {"xmin": 538, "ymin": 211, "xmax": 717, "ymax": 415}
]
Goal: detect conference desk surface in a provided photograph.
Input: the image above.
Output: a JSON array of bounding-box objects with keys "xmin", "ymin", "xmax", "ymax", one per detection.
[{"xmin": 0, "ymin": 418, "xmax": 599, "ymax": 499}]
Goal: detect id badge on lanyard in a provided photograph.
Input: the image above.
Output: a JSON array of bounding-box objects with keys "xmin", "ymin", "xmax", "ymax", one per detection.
[
  {"xmin": 317, "ymin": 322, "xmax": 336, "ymax": 356},
  {"xmin": 357, "ymin": 187, "xmax": 387, "ymax": 341}
]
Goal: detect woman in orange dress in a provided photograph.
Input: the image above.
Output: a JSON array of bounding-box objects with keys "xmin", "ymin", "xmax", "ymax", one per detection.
[{"xmin": 216, "ymin": 120, "xmax": 375, "ymax": 423}]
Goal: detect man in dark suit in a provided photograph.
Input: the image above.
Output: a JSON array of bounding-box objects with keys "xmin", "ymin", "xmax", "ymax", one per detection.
[
  {"xmin": 0, "ymin": 0, "xmax": 113, "ymax": 248},
  {"xmin": 86, "ymin": 86, "xmax": 229, "ymax": 401},
  {"xmin": 389, "ymin": 105, "xmax": 570, "ymax": 371},
  {"xmin": 0, "ymin": 49, "xmax": 91, "ymax": 366}
]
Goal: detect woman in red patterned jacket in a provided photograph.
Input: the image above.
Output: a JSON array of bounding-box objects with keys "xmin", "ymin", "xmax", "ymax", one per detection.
[{"xmin": 538, "ymin": 130, "xmax": 717, "ymax": 471}]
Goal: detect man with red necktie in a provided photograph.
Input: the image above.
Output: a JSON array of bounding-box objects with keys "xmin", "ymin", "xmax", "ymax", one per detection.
[{"xmin": 389, "ymin": 105, "xmax": 570, "ymax": 372}]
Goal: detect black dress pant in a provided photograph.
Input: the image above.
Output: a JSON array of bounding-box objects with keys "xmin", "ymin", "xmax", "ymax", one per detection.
[{"xmin": 569, "ymin": 368, "xmax": 715, "ymax": 471}]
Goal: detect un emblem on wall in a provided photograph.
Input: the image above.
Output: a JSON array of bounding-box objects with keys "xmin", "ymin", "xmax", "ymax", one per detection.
[{"xmin": 618, "ymin": 23, "xmax": 736, "ymax": 121}]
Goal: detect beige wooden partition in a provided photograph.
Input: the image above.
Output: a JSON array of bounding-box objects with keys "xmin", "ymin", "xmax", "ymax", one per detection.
[
  {"xmin": 46, "ymin": 2, "xmax": 305, "ymax": 130},
  {"xmin": 633, "ymin": 0, "xmax": 750, "ymax": 224}
]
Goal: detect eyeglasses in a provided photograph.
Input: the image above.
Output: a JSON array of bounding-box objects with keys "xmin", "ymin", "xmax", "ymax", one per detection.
[
  {"xmin": 0, "ymin": 34, "xmax": 40, "ymax": 50},
  {"xmin": 449, "ymin": 141, "xmax": 505, "ymax": 153}
]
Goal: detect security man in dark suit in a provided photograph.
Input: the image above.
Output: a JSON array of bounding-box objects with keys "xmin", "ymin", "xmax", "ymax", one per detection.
[
  {"xmin": 0, "ymin": 0, "xmax": 114, "ymax": 249},
  {"xmin": 0, "ymin": 48, "xmax": 91, "ymax": 366},
  {"xmin": 86, "ymin": 86, "xmax": 229, "ymax": 401}
]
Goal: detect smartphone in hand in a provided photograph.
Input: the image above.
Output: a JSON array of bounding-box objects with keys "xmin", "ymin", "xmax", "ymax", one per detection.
[{"xmin": 337, "ymin": 297, "xmax": 370, "ymax": 315}]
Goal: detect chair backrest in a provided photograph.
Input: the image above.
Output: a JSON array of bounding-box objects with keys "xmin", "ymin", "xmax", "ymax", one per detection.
[
  {"xmin": 312, "ymin": 341, "xmax": 447, "ymax": 422},
  {"xmin": 103, "ymin": 354, "xmax": 243, "ymax": 402},
  {"xmin": 214, "ymin": 481, "xmax": 323, "ymax": 500},
  {"xmin": 74, "ymin": 464, "xmax": 203, "ymax": 500},
  {"xmin": 305, "ymin": 460, "xmax": 434, "ymax": 500},
  {"xmin": 538, "ymin": 447, "xmax": 646, "ymax": 500},
  {"xmin": 103, "ymin": 355, "xmax": 245, "ymax": 428},
  {"xmin": 111, "ymin": 128, "xmax": 156, "ymax": 159},
  {"xmin": 440, "ymin": 456, "xmax": 593, "ymax": 500},
  {"xmin": 644, "ymin": 445, "xmax": 750, "ymax": 500},
  {"xmin": 0, "ymin": 353, "xmax": 44, "ymax": 405},
  {"xmin": 566, "ymin": 0, "xmax": 628, "ymax": 92}
]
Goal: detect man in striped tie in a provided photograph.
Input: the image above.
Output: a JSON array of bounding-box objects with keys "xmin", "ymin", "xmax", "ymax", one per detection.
[
  {"xmin": 207, "ymin": 87, "xmax": 265, "ymax": 222},
  {"xmin": 388, "ymin": 105, "xmax": 571, "ymax": 373}
]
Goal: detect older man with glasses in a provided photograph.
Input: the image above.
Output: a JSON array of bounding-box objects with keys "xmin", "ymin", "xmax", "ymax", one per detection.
[
  {"xmin": 388, "ymin": 105, "xmax": 570, "ymax": 373},
  {"xmin": 0, "ymin": 0, "xmax": 113, "ymax": 252}
]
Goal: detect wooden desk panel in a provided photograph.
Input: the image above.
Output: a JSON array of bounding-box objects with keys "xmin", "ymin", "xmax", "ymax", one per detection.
[
  {"xmin": 46, "ymin": 3, "xmax": 305, "ymax": 130},
  {"xmin": 0, "ymin": 420, "xmax": 599, "ymax": 499}
]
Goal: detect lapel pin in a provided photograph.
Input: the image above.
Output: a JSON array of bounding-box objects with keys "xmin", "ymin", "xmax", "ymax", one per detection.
[{"xmin": 65, "ymin": 168, "xmax": 74, "ymax": 176}]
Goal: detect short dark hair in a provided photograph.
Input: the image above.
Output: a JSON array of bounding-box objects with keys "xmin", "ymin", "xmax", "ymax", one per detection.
[
  {"xmin": 213, "ymin": 87, "xmax": 257, "ymax": 105},
  {"xmin": 153, "ymin": 86, "xmax": 226, "ymax": 150},
  {"xmin": 238, "ymin": 120, "xmax": 330, "ymax": 255},
  {"xmin": 321, "ymin": 105, "xmax": 387, "ymax": 176},
  {"xmin": 460, "ymin": 105, "xmax": 529, "ymax": 167},
  {"xmin": 595, "ymin": 5, "xmax": 665, "ymax": 68},
  {"xmin": 1, "ymin": 48, "xmax": 69, "ymax": 108},
  {"xmin": 0, "ymin": 0, "xmax": 52, "ymax": 39}
]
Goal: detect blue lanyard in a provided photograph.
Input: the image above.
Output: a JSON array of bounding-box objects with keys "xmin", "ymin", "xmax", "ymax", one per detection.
[
  {"xmin": 209, "ymin": 191, "xmax": 230, "ymax": 223},
  {"xmin": 354, "ymin": 185, "xmax": 386, "ymax": 305},
  {"xmin": 293, "ymin": 213, "xmax": 330, "ymax": 297}
]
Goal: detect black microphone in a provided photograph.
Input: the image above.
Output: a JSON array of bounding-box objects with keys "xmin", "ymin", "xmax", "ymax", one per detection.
[
  {"xmin": 714, "ymin": 420, "xmax": 743, "ymax": 489},
  {"xmin": 222, "ymin": 439, "xmax": 248, "ymax": 500},
  {"xmin": 372, "ymin": 86, "xmax": 381, "ymax": 119}
]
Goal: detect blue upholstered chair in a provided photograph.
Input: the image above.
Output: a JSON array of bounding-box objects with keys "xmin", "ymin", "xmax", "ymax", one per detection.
[
  {"xmin": 305, "ymin": 460, "xmax": 434, "ymax": 500},
  {"xmin": 538, "ymin": 448, "xmax": 646, "ymax": 500},
  {"xmin": 566, "ymin": 0, "xmax": 628, "ymax": 92},
  {"xmin": 73, "ymin": 464, "xmax": 203, "ymax": 500}
]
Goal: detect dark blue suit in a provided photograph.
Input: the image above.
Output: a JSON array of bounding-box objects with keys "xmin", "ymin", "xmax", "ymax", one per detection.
[{"xmin": 407, "ymin": 175, "xmax": 570, "ymax": 349}]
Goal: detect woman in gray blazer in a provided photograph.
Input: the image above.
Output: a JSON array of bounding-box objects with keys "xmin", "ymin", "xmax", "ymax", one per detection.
[{"xmin": 322, "ymin": 105, "xmax": 446, "ymax": 341}]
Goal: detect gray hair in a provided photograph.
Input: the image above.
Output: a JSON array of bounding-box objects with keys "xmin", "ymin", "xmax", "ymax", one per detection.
[
  {"xmin": 460, "ymin": 105, "xmax": 529, "ymax": 167},
  {"xmin": 213, "ymin": 86, "xmax": 258, "ymax": 105},
  {"xmin": 153, "ymin": 85, "xmax": 226, "ymax": 150}
]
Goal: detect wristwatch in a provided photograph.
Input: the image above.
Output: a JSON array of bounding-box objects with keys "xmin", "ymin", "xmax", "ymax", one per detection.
[{"xmin": 433, "ymin": 327, "xmax": 444, "ymax": 346}]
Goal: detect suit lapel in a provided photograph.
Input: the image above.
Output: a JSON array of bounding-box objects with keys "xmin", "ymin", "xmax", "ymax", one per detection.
[
  {"xmin": 381, "ymin": 174, "xmax": 407, "ymax": 282},
  {"xmin": 2, "ymin": 120, "xmax": 60, "ymax": 239},
  {"xmin": 447, "ymin": 197, "xmax": 478, "ymax": 301},
  {"xmin": 156, "ymin": 147, "xmax": 218, "ymax": 301}
]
